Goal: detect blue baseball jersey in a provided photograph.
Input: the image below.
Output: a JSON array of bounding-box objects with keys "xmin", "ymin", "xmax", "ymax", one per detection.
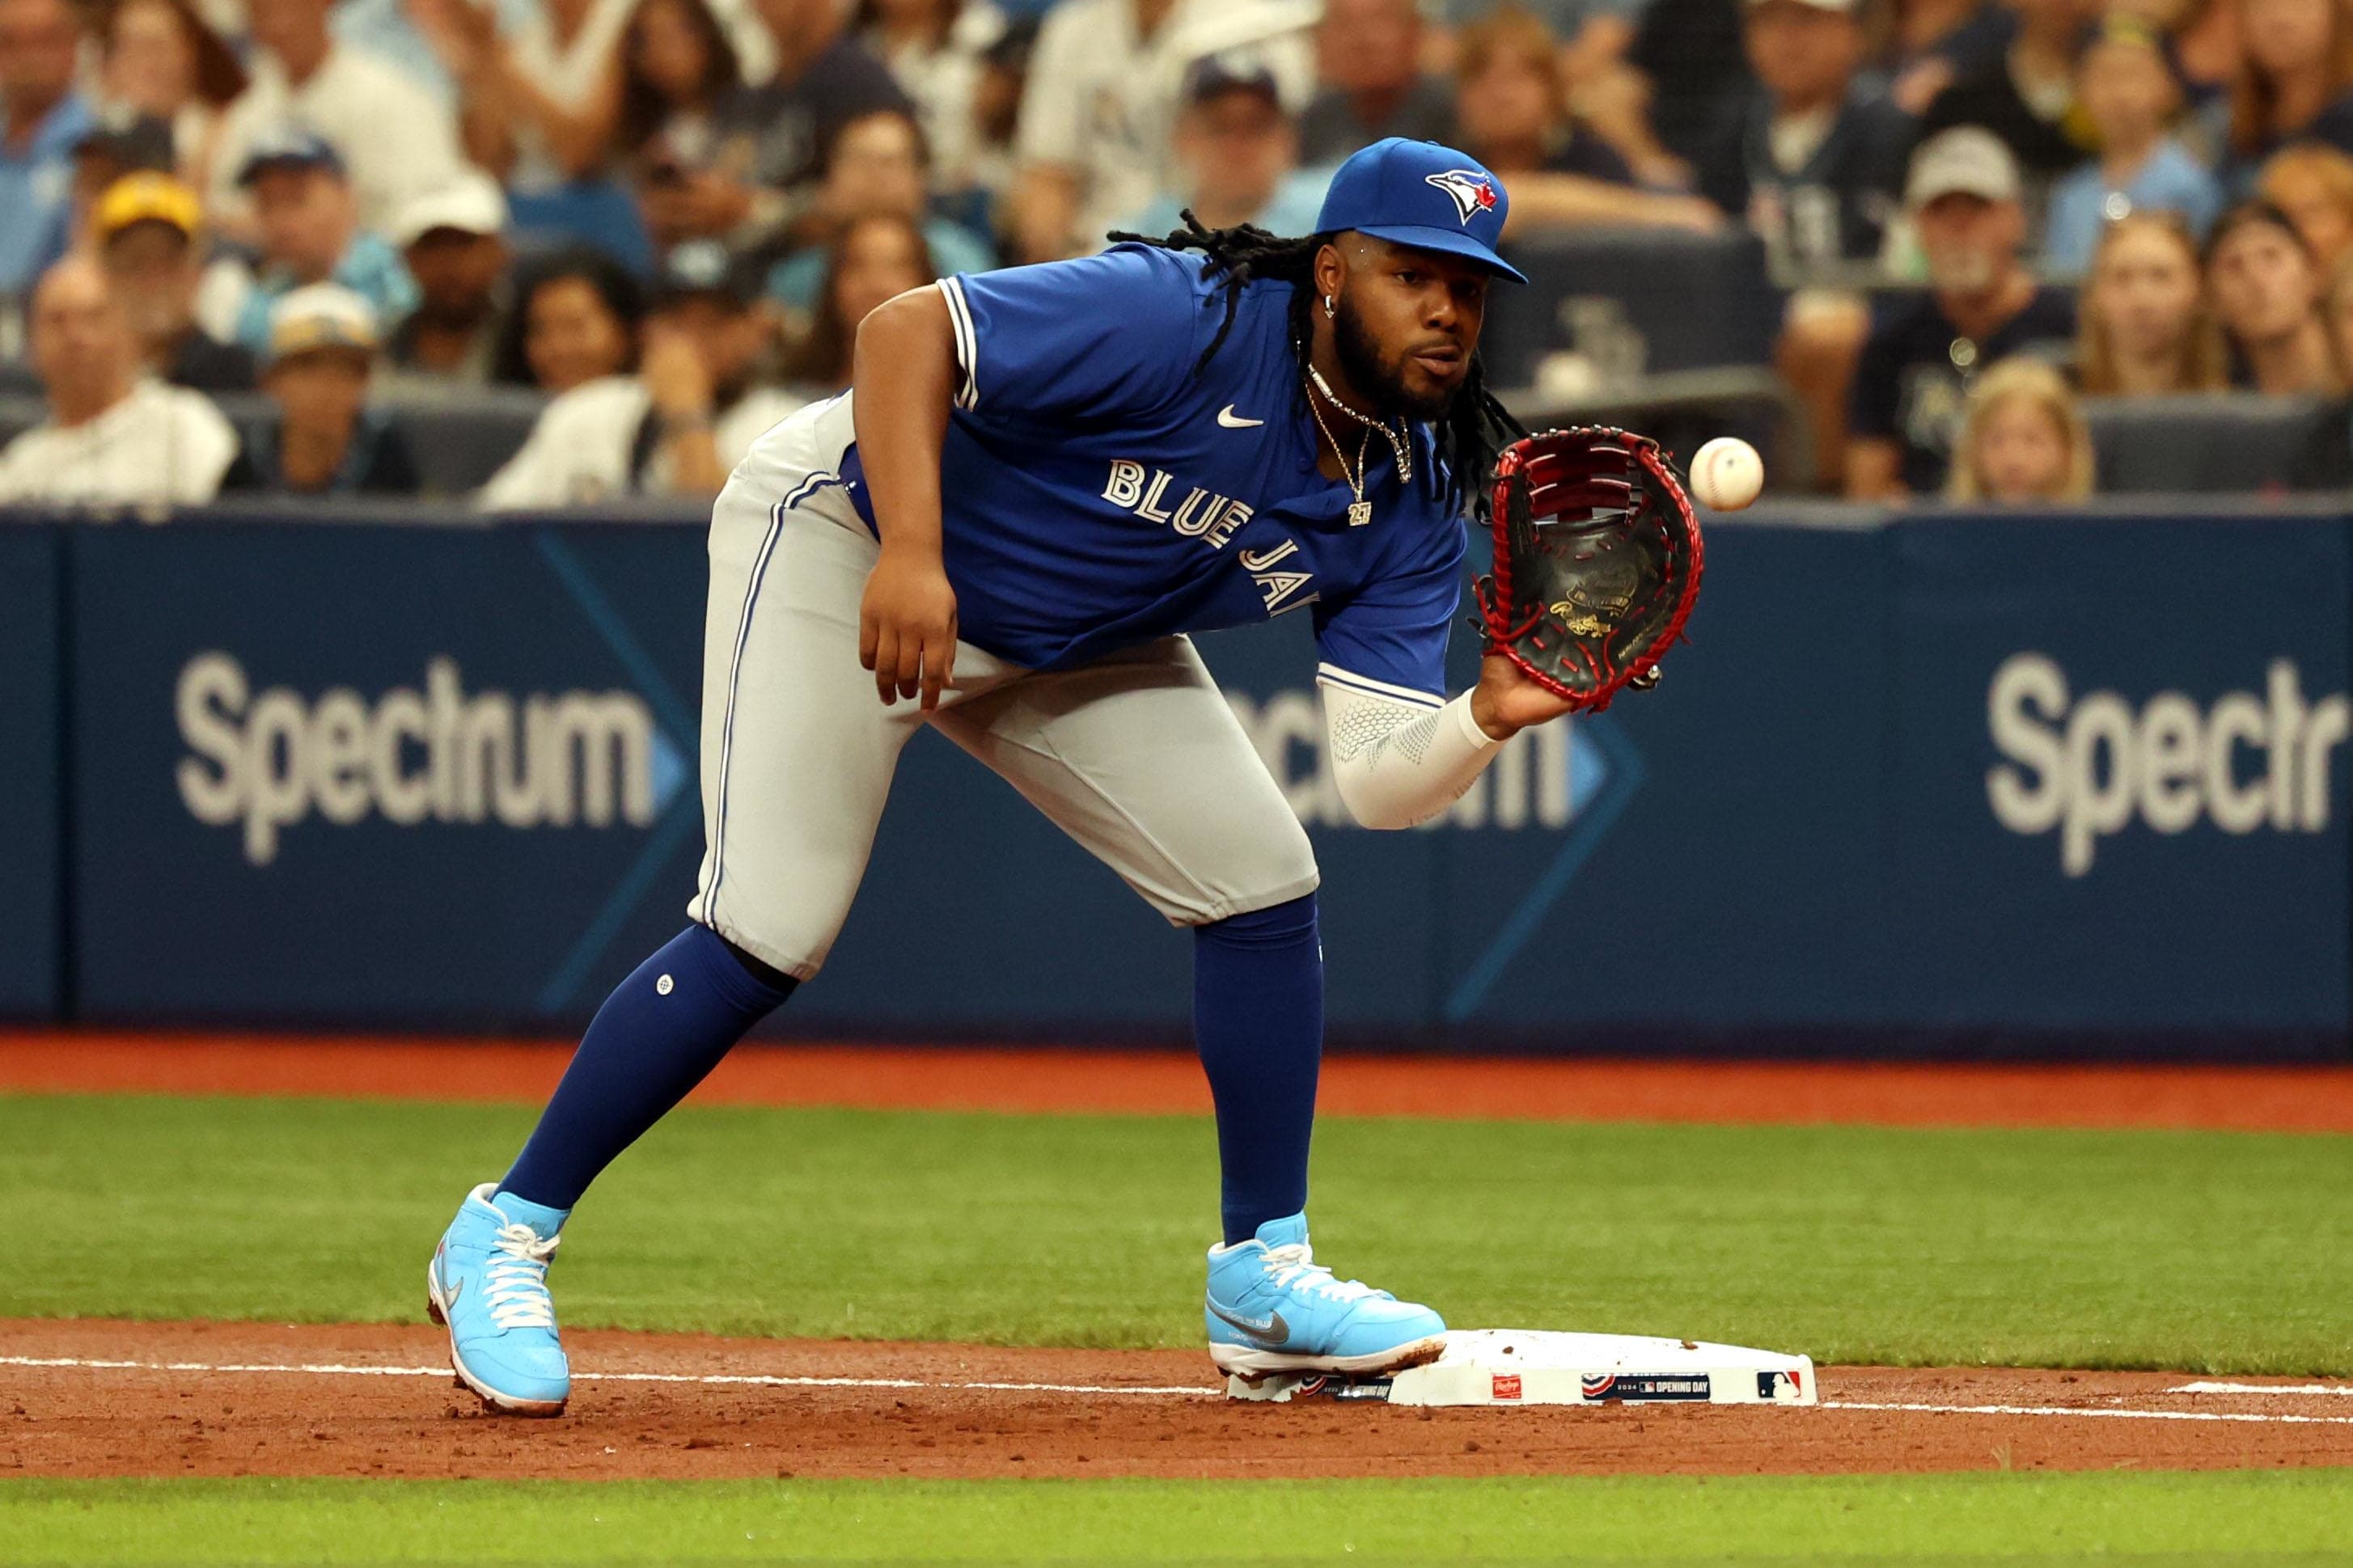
[{"xmin": 840, "ymin": 243, "xmax": 1468, "ymax": 697}]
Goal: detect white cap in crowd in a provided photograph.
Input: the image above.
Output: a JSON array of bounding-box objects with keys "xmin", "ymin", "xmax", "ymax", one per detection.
[
  {"xmin": 1905, "ymin": 127, "xmax": 2023, "ymax": 209},
  {"xmin": 388, "ymin": 170, "xmax": 511, "ymax": 249},
  {"xmin": 266, "ymin": 283, "xmax": 381, "ymax": 364}
]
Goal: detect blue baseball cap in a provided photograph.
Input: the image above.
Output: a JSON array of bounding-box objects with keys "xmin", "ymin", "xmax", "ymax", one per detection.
[
  {"xmin": 235, "ymin": 127, "xmax": 346, "ymax": 188},
  {"xmin": 1314, "ymin": 137, "xmax": 1526, "ymax": 284}
]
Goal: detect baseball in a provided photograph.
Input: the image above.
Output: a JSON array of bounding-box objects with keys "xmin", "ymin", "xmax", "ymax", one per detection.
[{"xmin": 1689, "ymin": 438, "xmax": 1763, "ymax": 511}]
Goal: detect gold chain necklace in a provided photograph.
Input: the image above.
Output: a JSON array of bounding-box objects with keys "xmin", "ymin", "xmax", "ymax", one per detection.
[
  {"xmin": 1307, "ymin": 387, "xmax": 1376, "ymax": 527},
  {"xmin": 1306, "ymin": 365, "xmax": 1412, "ymax": 484}
]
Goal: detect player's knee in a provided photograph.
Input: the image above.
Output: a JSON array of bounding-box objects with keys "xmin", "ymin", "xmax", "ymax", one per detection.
[
  {"xmin": 1198, "ymin": 891, "xmax": 1319, "ymax": 949},
  {"xmin": 714, "ymin": 932, "xmax": 798, "ymax": 995}
]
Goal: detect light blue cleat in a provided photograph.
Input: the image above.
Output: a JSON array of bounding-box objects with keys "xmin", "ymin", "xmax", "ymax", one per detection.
[
  {"xmin": 1204, "ymin": 1212, "xmax": 1447, "ymax": 1378},
  {"xmin": 426, "ymin": 1183, "xmax": 571, "ymax": 1416}
]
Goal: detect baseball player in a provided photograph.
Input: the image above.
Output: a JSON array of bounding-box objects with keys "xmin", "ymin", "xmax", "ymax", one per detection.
[{"xmin": 427, "ymin": 137, "xmax": 1586, "ymax": 1416}]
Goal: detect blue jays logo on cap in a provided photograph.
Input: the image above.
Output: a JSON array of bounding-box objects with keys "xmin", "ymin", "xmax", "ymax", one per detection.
[
  {"xmin": 1314, "ymin": 138, "xmax": 1526, "ymax": 283},
  {"xmin": 1424, "ymin": 169, "xmax": 1499, "ymax": 224}
]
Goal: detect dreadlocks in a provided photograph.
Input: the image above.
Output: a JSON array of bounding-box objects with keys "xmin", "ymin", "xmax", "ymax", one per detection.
[{"xmin": 1104, "ymin": 213, "xmax": 1522, "ymax": 522}]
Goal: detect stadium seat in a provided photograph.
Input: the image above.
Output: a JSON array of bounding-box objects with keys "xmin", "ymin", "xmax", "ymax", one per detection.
[
  {"xmin": 0, "ymin": 394, "xmax": 41, "ymax": 449},
  {"xmin": 2084, "ymin": 393, "xmax": 2334, "ymax": 493},
  {"xmin": 379, "ymin": 387, "xmax": 548, "ymax": 497},
  {"xmin": 1484, "ymin": 228, "xmax": 1778, "ymax": 392}
]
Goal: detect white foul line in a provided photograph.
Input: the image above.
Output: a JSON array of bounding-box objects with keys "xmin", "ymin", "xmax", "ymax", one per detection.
[
  {"xmin": 0, "ymin": 1355, "xmax": 1217, "ymax": 1399},
  {"xmin": 2171, "ymin": 1381, "xmax": 2353, "ymax": 1397},
  {"xmin": 1824, "ymin": 1398, "xmax": 2353, "ymax": 1427},
  {"xmin": 10, "ymin": 1354, "xmax": 2353, "ymax": 1426}
]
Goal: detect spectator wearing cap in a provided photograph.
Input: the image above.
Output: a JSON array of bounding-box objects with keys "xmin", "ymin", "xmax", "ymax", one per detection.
[
  {"xmin": 217, "ymin": 132, "xmax": 421, "ymax": 357},
  {"xmin": 635, "ymin": 0, "xmax": 910, "ymax": 255},
  {"xmin": 480, "ymin": 239, "xmax": 803, "ymax": 507},
  {"xmin": 2042, "ymin": 17, "xmax": 2222, "ymax": 275},
  {"xmin": 1698, "ymin": 0, "xmax": 1911, "ymax": 276},
  {"xmin": 0, "ymin": 253, "xmax": 237, "ymax": 507},
  {"xmin": 1918, "ymin": 0, "xmax": 2099, "ymax": 189},
  {"xmin": 1008, "ymin": 0, "xmax": 1311, "ymax": 263},
  {"xmin": 382, "ymin": 171, "xmax": 513, "ymax": 391},
  {"xmin": 223, "ymin": 283, "xmax": 421, "ymax": 495},
  {"xmin": 1119, "ymin": 58, "xmax": 1327, "ymax": 243},
  {"xmin": 0, "ymin": 0, "xmax": 97, "ymax": 298},
  {"xmin": 93, "ymin": 171, "xmax": 258, "ymax": 392},
  {"xmin": 1846, "ymin": 128, "xmax": 2076, "ymax": 499},
  {"xmin": 208, "ymin": 0, "xmax": 469, "ymax": 235},
  {"xmin": 68, "ymin": 112, "xmax": 182, "ymax": 254},
  {"xmin": 763, "ymin": 108, "xmax": 992, "ymax": 315},
  {"xmin": 95, "ymin": 0, "xmax": 248, "ymax": 192},
  {"xmin": 2207, "ymin": 197, "xmax": 2343, "ymax": 391},
  {"xmin": 1453, "ymin": 6, "xmax": 1724, "ymax": 235},
  {"xmin": 1296, "ymin": 0, "xmax": 1454, "ymax": 167}
]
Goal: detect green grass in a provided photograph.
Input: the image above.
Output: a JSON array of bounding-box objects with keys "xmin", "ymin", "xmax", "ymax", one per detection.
[
  {"xmin": 5, "ymin": 1473, "xmax": 2353, "ymax": 1566},
  {"xmin": 3, "ymin": 1093, "xmax": 2350, "ymax": 1374}
]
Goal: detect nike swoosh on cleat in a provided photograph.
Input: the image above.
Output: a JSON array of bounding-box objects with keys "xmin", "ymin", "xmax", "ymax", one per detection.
[
  {"xmin": 1217, "ymin": 405, "xmax": 1265, "ymax": 429},
  {"xmin": 1206, "ymin": 1298, "xmax": 1289, "ymax": 1344}
]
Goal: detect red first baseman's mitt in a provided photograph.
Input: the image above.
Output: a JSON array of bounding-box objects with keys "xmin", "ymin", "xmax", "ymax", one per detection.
[{"xmin": 1473, "ymin": 426, "xmax": 1704, "ymax": 712}]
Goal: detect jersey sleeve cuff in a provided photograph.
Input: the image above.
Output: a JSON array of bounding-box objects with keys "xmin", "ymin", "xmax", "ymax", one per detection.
[
  {"xmin": 1315, "ymin": 662, "xmax": 1445, "ymax": 710},
  {"xmin": 937, "ymin": 277, "xmax": 979, "ymax": 411}
]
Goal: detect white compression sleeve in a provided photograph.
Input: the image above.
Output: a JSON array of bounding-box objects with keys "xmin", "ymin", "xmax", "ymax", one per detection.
[{"xmin": 1318, "ymin": 664, "xmax": 1503, "ymax": 830}]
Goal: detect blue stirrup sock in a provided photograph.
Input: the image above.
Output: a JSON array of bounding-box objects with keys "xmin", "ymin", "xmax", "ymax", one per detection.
[
  {"xmin": 501, "ymin": 923, "xmax": 794, "ymax": 1211},
  {"xmin": 1193, "ymin": 892, "xmax": 1324, "ymax": 1245}
]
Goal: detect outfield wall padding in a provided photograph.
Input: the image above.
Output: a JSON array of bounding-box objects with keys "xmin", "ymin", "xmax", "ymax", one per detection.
[
  {"xmin": 0, "ymin": 524, "xmax": 60, "ymax": 1020},
  {"xmin": 10, "ymin": 503, "xmax": 2350, "ymax": 1055}
]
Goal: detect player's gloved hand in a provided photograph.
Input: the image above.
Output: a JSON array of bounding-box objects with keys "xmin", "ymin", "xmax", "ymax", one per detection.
[{"xmin": 858, "ymin": 547, "xmax": 960, "ymax": 709}]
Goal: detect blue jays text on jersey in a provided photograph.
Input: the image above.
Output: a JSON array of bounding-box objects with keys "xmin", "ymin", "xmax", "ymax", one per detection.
[{"xmin": 826, "ymin": 243, "xmax": 1471, "ymax": 697}]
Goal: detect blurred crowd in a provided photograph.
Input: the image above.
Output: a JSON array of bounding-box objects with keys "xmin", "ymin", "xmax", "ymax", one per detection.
[{"xmin": 8, "ymin": 0, "xmax": 2353, "ymax": 512}]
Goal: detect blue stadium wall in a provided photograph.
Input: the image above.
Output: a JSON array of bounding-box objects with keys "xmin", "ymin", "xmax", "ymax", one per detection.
[{"xmin": 3, "ymin": 503, "xmax": 2348, "ymax": 1058}]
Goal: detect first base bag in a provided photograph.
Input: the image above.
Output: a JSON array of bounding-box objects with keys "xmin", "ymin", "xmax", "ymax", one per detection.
[{"xmin": 1474, "ymin": 427, "xmax": 1704, "ymax": 712}]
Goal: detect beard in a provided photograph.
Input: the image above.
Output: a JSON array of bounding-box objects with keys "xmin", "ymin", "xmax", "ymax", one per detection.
[
  {"xmin": 1923, "ymin": 243, "xmax": 1997, "ymax": 295},
  {"xmin": 1331, "ymin": 288, "xmax": 1458, "ymax": 423}
]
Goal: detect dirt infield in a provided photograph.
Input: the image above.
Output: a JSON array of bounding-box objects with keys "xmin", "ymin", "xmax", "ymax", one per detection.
[
  {"xmin": 8, "ymin": 1032, "xmax": 2353, "ymax": 1131},
  {"xmin": 4, "ymin": 1320, "xmax": 2351, "ymax": 1481}
]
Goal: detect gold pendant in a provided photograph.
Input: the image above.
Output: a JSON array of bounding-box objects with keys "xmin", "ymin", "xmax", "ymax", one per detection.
[{"xmin": 1348, "ymin": 500, "xmax": 1373, "ymax": 527}]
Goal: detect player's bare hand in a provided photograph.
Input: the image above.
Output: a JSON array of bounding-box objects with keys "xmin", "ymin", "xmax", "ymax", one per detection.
[
  {"xmin": 859, "ymin": 549, "xmax": 959, "ymax": 708},
  {"xmin": 1469, "ymin": 653, "xmax": 1578, "ymax": 741}
]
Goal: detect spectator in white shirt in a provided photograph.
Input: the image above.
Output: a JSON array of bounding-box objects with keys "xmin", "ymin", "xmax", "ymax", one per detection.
[
  {"xmin": 208, "ymin": 0, "xmax": 471, "ymax": 235},
  {"xmin": 480, "ymin": 239, "xmax": 802, "ymax": 508},
  {"xmin": 859, "ymin": 0, "xmax": 1006, "ymax": 200},
  {"xmin": 411, "ymin": 0, "xmax": 633, "ymax": 191},
  {"xmin": 0, "ymin": 253, "xmax": 237, "ymax": 509},
  {"xmin": 1007, "ymin": 0, "xmax": 1310, "ymax": 263}
]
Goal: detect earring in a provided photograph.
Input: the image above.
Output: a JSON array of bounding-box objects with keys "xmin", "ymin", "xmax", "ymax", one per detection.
[{"xmin": 1323, "ymin": 294, "xmax": 1335, "ymax": 319}]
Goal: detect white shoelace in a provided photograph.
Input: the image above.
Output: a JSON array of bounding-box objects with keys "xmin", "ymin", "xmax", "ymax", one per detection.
[
  {"xmin": 482, "ymin": 1224, "xmax": 561, "ymax": 1330},
  {"xmin": 1262, "ymin": 1241, "xmax": 1390, "ymax": 1304}
]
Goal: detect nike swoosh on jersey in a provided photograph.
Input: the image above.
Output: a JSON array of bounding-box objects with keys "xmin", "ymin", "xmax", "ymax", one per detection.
[
  {"xmin": 1217, "ymin": 405, "xmax": 1265, "ymax": 428},
  {"xmin": 1206, "ymin": 1297, "xmax": 1289, "ymax": 1343}
]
